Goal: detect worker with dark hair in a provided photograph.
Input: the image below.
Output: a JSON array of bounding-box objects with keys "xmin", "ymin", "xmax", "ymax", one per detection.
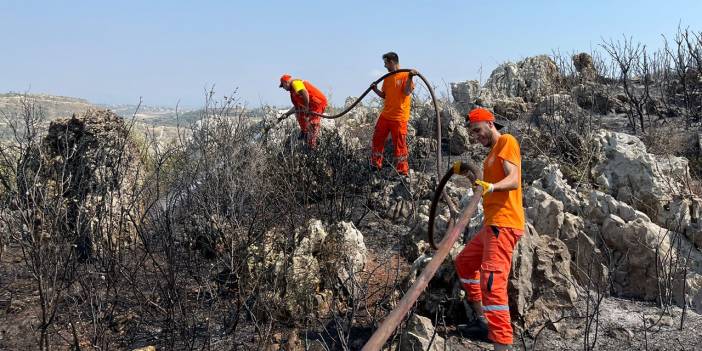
[{"xmin": 369, "ymin": 52, "xmax": 417, "ymax": 176}]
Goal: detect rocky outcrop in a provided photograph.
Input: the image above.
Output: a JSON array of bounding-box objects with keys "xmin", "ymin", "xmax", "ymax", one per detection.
[
  {"xmin": 531, "ymin": 163, "xmax": 583, "ymax": 214},
  {"xmin": 533, "ymin": 94, "xmax": 588, "ymax": 126},
  {"xmin": 598, "ymin": 213, "xmax": 702, "ymax": 313},
  {"xmin": 369, "ymin": 171, "xmax": 435, "ymax": 223},
  {"xmin": 493, "ymin": 97, "xmax": 528, "ymax": 120},
  {"xmin": 572, "ymin": 52, "xmax": 598, "ymax": 82},
  {"xmin": 600, "ymin": 215, "xmax": 673, "ymax": 300},
  {"xmin": 441, "ymin": 105, "xmax": 470, "ymax": 155},
  {"xmin": 341, "ymin": 96, "xmax": 374, "ymax": 126},
  {"xmin": 19, "ymin": 109, "xmax": 143, "ymax": 259},
  {"xmin": 570, "ymin": 83, "xmax": 616, "ymax": 114},
  {"xmin": 560, "ymin": 213, "xmax": 609, "ymax": 289},
  {"xmin": 525, "ymin": 155, "xmax": 702, "ymax": 314},
  {"xmin": 450, "ymin": 55, "xmax": 563, "ymax": 118},
  {"xmin": 450, "ymin": 80, "xmax": 481, "ymax": 114},
  {"xmin": 251, "ymin": 219, "xmax": 368, "ymax": 322},
  {"xmin": 483, "ymin": 55, "xmax": 561, "ymax": 103},
  {"xmin": 525, "ymin": 187, "xmax": 564, "ymax": 237},
  {"xmin": 509, "ymin": 225, "xmax": 579, "ymax": 332},
  {"xmin": 591, "ymin": 130, "xmax": 689, "ymax": 219},
  {"xmin": 425, "ymin": 102, "xmax": 472, "ymax": 155}
]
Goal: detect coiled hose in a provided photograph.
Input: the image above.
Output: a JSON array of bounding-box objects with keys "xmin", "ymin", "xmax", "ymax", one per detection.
[{"xmin": 427, "ymin": 161, "xmax": 481, "ymax": 249}]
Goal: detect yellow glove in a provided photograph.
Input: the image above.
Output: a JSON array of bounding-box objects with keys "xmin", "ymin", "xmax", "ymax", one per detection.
[
  {"xmin": 474, "ymin": 179, "xmax": 494, "ymax": 195},
  {"xmin": 452, "ymin": 161, "xmax": 462, "ymax": 175}
]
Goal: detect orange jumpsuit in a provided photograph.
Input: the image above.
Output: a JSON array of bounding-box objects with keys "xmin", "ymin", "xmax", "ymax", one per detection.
[
  {"xmin": 455, "ymin": 133, "xmax": 525, "ymax": 345},
  {"xmin": 371, "ymin": 72, "xmax": 413, "ymax": 175},
  {"xmin": 290, "ymin": 80, "xmax": 327, "ymax": 148}
]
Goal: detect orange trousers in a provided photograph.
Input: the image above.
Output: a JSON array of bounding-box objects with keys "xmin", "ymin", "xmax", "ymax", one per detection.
[
  {"xmin": 455, "ymin": 225, "xmax": 523, "ymax": 345},
  {"xmin": 370, "ymin": 118, "xmax": 409, "ymax": 175},
  {"xmin": 295, "ymin": 103, "xmax": 326, "ymax": 148}
]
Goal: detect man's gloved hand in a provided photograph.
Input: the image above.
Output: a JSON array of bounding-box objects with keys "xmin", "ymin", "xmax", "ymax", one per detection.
[
  {"xmin": 452, "ymin": 161, "xmax": 465, "ymax": 175},
  {"xmin": 474, "ymin": 179, "xmax": 494, "ymax": 195}
]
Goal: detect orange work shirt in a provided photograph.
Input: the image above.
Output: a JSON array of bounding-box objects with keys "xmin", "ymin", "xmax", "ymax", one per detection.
[
  {"xmin": 290, "ymin": 80, "xmax": 327, "ymax": 109},
  {"xmin": 482, "ymin": 134, "xmax": 525, "ymax": 231},
  {"xmin": 379, "ymin": 72, "xmax": 413, "ymax": 122}
]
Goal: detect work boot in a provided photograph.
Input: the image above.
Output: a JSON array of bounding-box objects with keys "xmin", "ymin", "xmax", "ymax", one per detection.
[{"xmin": 458, "ymin": 318, "xmax": 490, "ymax": 342}]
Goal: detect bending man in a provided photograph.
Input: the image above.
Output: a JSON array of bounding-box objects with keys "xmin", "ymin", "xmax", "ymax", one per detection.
[{"xmin": 279, "ymin": 74, "xmax": 328, "ymax": 148}]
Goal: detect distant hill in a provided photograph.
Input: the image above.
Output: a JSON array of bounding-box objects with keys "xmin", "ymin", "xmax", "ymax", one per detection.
[
  {"xmin": 0, "ymin": 93, "xmax": 285, "ymax": 145},
  {"xmin": 0, "ymin": 93, "xmax": 95, "ymax": 120},
  {"xmin": 0, "ymin": 93, "xmax": 265, "ymax": 143},
  {"xmin": 0, "ymin": 93, "xmax": 201, "ymax": 125},
  {"xmin": 0, "ymin": 93, "xmax": 188, "ymax": 143},
  {"xmin": 97, "ymin": 103, "xmax": 200, "ymax": 126}
]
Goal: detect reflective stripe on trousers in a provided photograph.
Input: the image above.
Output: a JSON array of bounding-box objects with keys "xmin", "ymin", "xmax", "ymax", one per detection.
[
  {"xmin": 370, "ymin": 118, "xmax": 409, "ymax": 174},
  {"xmin": 454, "ymin": 225, "xmax": 523, "ymax": 345},
  {"xmin": 482, "ymin": 304, "xmax": 510, "ymax": 311}
]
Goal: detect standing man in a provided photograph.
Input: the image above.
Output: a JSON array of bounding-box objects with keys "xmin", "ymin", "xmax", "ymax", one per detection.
[
  {"xmin": 279, "ymin": 74, "xmax": 328, "ymax": 148},
  {"xmin": 369, "ymin": 52, "xmax": 417, "ymax": 176},
  {"xmin": 454, "ymin": 108, "xmax": 524, "ymax": 350}
]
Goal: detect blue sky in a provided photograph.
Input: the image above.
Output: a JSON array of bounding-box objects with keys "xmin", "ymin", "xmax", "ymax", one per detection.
[{"xmin": 1, "ymin": 0, "xmax": 701, "ymax": 108}]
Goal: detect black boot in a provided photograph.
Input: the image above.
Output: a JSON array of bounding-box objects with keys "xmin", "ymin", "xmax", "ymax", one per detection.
[{"xmin": 458, "ymin": 317, "xmax": 490, "ymax": 342}]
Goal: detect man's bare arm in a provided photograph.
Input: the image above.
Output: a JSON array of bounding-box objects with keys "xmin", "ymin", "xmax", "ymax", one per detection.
[
  {"xmin": 403, "ymin": 70, "xmax": 417, "ymax": 96},
  {"xmin": 371, "ymin": 83, "xmax": 385, "ymax": 99},
  {"xmin": 491, "ymin": 159, "xmax": 520, "ymax": 192},
  {"xmin": 299, "ymin": 89, "xmax": 311, "ymax": 112}
]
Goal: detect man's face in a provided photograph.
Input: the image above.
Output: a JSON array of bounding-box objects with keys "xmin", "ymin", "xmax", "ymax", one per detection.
[
  {"xmin": 280, "ymin": 80, "xmax": 291, "ymax": 91},
  {"xmin": 383, "ymin": 59, "xmax": 397, "ymax": 72},
  {"xmin": 469, "ymin": 121, "xmax": 493, "ymax": 147}
]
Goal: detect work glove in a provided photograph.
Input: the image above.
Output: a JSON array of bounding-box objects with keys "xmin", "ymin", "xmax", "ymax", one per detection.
[
  {"xmin": 452, "ymin": 160, "xmax": 465, "ymax": 175},
  {"xmin": 474, "ymin": 179, "xmax": 494, "ymax": 196}
]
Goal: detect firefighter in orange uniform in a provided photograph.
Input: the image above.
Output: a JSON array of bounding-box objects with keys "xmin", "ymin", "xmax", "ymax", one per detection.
[
  {"xmin": 454, "ymin": 108, "xmax": 524, "ymax": 350},
  {"xmin": 279, "ymin": 74, "xmax": 328, "ymax": 148},
  {"xmin": 369, "ymin": 52, "xmax": 417, "ymax": 176}
]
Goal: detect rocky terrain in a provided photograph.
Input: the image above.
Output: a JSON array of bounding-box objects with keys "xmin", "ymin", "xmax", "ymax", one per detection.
[{"xmin": 2, "ymin": 39, "xmax": 702, "ymax": 351}]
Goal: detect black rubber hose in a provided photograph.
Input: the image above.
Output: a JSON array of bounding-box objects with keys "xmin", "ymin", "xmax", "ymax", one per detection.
[
  {"xmin": 427, "ymin": 161, "xmax": 480, "ymax": 250},
  {"xmin": 313, "ymin": 69, "xmax": 429, "ymax": 121}
]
